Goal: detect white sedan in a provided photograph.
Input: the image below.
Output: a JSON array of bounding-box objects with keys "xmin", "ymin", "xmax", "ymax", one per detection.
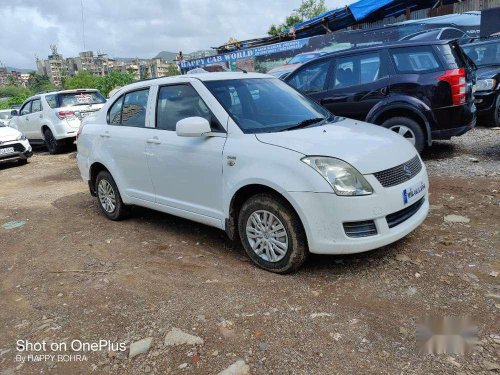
[
  {"xmin": 76, "ymin": 72, "xmax": 429, "ymax": 273},
  {"xmin": 0, "ymin": 119, "xmax": 32, "ymax": 165}
]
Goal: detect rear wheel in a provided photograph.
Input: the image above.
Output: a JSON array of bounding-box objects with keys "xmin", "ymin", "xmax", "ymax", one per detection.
[
  {"xmin": 44, "ymin": 128, "xmax": 65, "ymax": 154},
  {"xmin": 238, "ymin": 193, "xmax": 307, "ymax": 274},
  {"xmin": 95, "ymin": 171, "xmax": 130, "ymax": 220},
  {"xmin": 381, "ymin": 117, "xmax": 425, "ymax": 154}
]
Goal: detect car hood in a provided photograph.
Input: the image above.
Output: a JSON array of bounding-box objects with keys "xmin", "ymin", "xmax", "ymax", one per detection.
[
  {"xmin": 476, "ymin": 66, "xmax": 500, "ymax": 80},
  {"xmin": 255, "ymin": 119, "xmax": 418, "ymax": 174},
  {"xmin": 0, "ymin": 126, "xmax": 22, "ymax": 142}
]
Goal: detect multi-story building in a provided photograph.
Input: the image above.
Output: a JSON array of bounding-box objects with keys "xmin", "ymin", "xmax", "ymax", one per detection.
[{"xmin": 36, "ymin": 45, "xmax": 67, "ymax": 87}]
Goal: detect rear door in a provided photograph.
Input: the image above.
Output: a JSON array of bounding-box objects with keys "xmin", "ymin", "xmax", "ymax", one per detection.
[
  {"xmin": 320, "ymin": 51, "xmax": 390, "ymax": 120},
  {"xmin": 103, "ymin": 88, "xmax": 156, "ymax": 202},
  {"xmin": 145, "ymin": 82, "xmax": 227, "ymax": 223}
]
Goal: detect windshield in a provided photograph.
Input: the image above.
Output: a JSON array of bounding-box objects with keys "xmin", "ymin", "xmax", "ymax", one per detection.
[
  {"xmin": 289, "ymin": 53, "xmax": 319, "ymax": 64},
  {"xmin": 59, "ymin": 91, "xmax": 106, "ymax": 107},
  {"xmin": 463, "ymin": 41, "xmax": 500, "ymax": 66},
  {"xmin": 205, "ymin": 78, "xmax": 334, "ymax": 134}
]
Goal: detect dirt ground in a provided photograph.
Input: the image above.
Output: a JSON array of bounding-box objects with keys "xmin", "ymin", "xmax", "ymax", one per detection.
[{"xmin": 0, "ymin": 127, "xmax": 499, "ymax": 375}]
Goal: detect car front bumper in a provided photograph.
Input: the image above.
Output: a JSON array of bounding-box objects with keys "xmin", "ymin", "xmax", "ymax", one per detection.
[
  {"xmin": 474, "ymin": 91, "xmax": 498, "ymax": 115},
  {"xmin": 289, "ymin": 168, "xmax": 429, "ymax": 255},
  {"xmin": 0, "ymin": 139, "xmax": 32, "ymax": 162}
]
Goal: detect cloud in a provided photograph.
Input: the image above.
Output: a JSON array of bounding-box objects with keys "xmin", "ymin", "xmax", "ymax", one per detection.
[{"xmin": 0, "ymin": 0, "xmax": 356, "ymax": 69}]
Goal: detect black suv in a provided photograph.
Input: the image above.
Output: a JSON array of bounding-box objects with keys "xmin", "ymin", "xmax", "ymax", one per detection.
[
  {"xmin": 463, "ymin": 38, "xmax": 500, "ymax": 127},
  {"xmin": 285, "ymin": 40, "xmax": 476, "ymax": 153}
]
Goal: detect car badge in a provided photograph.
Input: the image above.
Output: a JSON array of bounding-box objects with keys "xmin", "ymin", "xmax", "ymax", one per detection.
[{"xmin": 403, "ymin": 164, "xmax": 412, "ymax": 177}]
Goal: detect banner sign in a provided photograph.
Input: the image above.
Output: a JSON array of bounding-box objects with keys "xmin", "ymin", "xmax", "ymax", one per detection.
[{"xmin": 179, "ymin": 39, "xmax": 310, "ymax": 70}]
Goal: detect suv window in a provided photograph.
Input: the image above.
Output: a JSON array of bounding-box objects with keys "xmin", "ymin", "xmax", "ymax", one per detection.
[
  {"xmin": 20, "ymin": 101, "xmax": 31, "ymax": 116},
  {"xmin": 31, "ymin": 99, "xmax": 42, "ymax": 113},
  {"xmin": 59, "ymin": 91, "xmax": 106, "ymax": 107},
  {"xmin": 390, "ymin": 47, "xmax": 441, "ymax": 73},
  {"xmin": 287, "ymin": 60, "xmax": 330, "ymax": 93},
  {"xmin": 45, "ymin": 95, "xmax": 58, "ymax": 108},
  {"xmin": 156, "ymin": 84, "xmax": 223, "ymax": 132},
  {"xmin": 331, "ymin": 52, "xmax": 383, "ymax": 88}
]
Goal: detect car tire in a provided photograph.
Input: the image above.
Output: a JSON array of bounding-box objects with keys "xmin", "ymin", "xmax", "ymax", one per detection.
[
  {"xmin": 381, "ymin": 117, "xmax": 425, "ymax": 154},
  {"xmin": 95, "ymin": 171, "xmax": 130, "ymax": 221},
  {"xmin": 488, "ymin": 94, "xmax": 500, "ymax": 127},
  {"xmin": 238, "ymin": 193, "xmax": 307, "ymax": 274},
  {"xmin": 44, "ymin": 128, "xmax": 64, "ymax": 155}
]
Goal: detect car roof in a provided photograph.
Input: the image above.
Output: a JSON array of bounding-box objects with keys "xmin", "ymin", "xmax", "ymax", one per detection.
[
  {"xmin": 465, "ymin": 37, "xmax": 500, "ymax": 47},
  {"xmin": 305, "ymin": 39, "xmax": 452, "ymax": 61}
]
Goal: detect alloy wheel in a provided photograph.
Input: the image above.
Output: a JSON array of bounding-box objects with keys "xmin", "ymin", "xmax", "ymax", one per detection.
[
  {"xmin": 45, "ymin": 131, "xmax": 56, "ymax": 152},
  {"xmin": 246, "ymin": 210, "xmax": 288, "ymax": 262},
  {"xmin": 389, "ymin": 125, "xmax": 416, "ymax": 146},
  {"xmin": 97, "ymin": 179, "xmax": 116, "ymax": 213}
]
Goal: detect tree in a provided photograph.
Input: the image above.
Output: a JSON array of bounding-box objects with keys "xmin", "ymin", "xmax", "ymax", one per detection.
[
  {"xmin": 96, "ymin": 71, "xmax": 136, "ymax": 97},
  {"xmin": 63, "ymin": 71, "xmax": 100, "ymax": 90},
  {"xmin": 164, "ymin": 64, "xmax": 179, "ymax": 77},
  {"xmin": 267, "ymin": 0, "xmax": 327, "ymax": 36},
  {"xmin": 27, "ymin": 73, "xmax": 57, "ymax": 93}
]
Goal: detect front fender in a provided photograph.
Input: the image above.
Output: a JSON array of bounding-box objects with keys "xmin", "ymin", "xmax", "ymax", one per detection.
[{"xmin": 366, "ymin": 95, "xmax": 435, "ymax": 146}]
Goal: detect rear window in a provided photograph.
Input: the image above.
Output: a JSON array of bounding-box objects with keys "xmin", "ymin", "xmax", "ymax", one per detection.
[
  {"xmin": 58, "ymin": 91, "xmax": 106, "ymax": 107},
  {"xmin": 390, "ymin": 47, "xmax": 442, "ymax": 73}
]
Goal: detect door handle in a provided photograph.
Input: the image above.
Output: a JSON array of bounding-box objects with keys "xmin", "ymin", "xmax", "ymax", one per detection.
[
  {"xmin": 39, "ymin": 114, "xmax": 43, "ymax": 118},
  {"xmin": 321, "ymin": 96, "xmax": 348, "ymax": 104},
  {"xmin": 100, "ymin": 132, "xmax": 110, "ymax": 138},
  {"xmin": 25, "ymin": 117, "xmax": 29, "ymax": 121},
  {"xmin": 380, "ymin": 87, "xmax": 388, "ymax": 95},
  {"xmin": 146, "ymin": 138, "xmax": 161, "ymax": 144}
]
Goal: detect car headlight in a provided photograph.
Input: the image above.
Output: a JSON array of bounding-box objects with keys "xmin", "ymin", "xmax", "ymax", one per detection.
[
  {"xmin": 16, "ymin": 133, "xmax": 27, "ymax": 141},
  {"xmin": 302, "ymin": 156, "xmax": 373, "ymax": 196},
  {"xmin": 474, "ymin": 79, "xmax": 496, "ymax": 92}
]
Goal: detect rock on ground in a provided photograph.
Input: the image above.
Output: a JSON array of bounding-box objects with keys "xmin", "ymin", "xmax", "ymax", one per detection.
[
  {"xmin": 164, "ymin": 327, "xmax": 204, "ymax": 346},
  {"xmin": 217, "ymin": 360, "xmax": 250, "ymax": 375},
  {"xmin": 129, "ymin": 337, "xmax": 153, "ymax": 359}
]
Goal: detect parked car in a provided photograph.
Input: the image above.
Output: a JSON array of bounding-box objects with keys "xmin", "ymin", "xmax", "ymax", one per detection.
[
  {"xmin": 399, "ymin": 27, "xmax": 472, "ymax": 44},
  {"xmin": 267, "ymin": 51, "xmax": 326, "ymax": 79},
  {"xmin": 463, "ymin": 37, "xmax": 500, "ymax": 127},
  {"xmin": 285, "ymin": 39, "xmax": 476, "ymax": 153},
  {"xmin": 0, "ymin": 109, "xmax": 13, "ymax": 126},
  {"xmin": 9, "ymin": 89, "xmax": 106, "ymax": 154},
  {"xmin": 77, "ymin": 72, "xmax": 429, "ymax": 273},
  {"xmin": 0, "ymin": 121, "xmax": 32, "ymax": 165}
]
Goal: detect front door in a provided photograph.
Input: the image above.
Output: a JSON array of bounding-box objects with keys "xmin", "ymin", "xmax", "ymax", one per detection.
[
  {"xmin": 16, "ymin": 101, "xmax": 32, "ymax": 138},
  {"xmin": 28, "ymin": 98, "xmax": 43, "ymax": 139},
  {"xmin": 146, "ymin": 83, "xmax": 226, "ymax": 222}
]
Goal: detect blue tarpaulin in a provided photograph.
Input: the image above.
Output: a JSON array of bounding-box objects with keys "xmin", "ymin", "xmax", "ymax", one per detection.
[{"xmin": 349, "ymin": 0, "xmax": 395, "ymax": 21}]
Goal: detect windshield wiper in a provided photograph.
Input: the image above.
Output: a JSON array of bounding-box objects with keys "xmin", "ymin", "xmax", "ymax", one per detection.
[{"xmin": 282, "ymin": 117, "xmax": 326, "ymax": 132}]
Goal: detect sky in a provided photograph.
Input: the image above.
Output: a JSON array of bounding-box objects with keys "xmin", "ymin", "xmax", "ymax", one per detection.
[{"xmin": 0, "ymin": 0, "xmax": 356, "ymax": 69}]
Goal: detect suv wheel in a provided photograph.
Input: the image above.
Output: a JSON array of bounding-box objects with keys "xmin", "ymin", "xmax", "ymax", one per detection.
[
  {"xmin": 238, "ymin": 193, "xmax": 307, "ymax": 273},
  {"xmin": 95, "ymin": 171, "xmax": 130, "ymax": 220},
  {"xmin": 381, "ymin": 117, "xmax": 425, "ymax": 153},
  {"xmin": 44, "ymin": 129, "xmax": 64, "ymax": 155}
]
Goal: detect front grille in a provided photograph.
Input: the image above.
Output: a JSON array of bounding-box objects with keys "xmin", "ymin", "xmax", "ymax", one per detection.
[
  {"xmin": 386, "ymin": 197, "xmax": 425, "ymax": 228},
  {"xmin": 343, "ymin": 220, "xmax": 378, "ymax": 238},
  {"xmin": 0, "ymin": 143, "xmax": 25, "ymax": 153},
  {"xmin": 373, "ymin": 155, "xmax": 422, "ymax": 188}
]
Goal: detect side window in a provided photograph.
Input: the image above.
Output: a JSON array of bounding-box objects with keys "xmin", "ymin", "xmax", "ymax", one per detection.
[
  {"xmin": 390, "ymin": 47, "xmax": 441, "ymax": 73},
  {"xmin": 108, "ymin": 96, "xmax": 123, "ymax": 125},
  {"xmin": 20, "ymin": 101, "xmax": 31, "ymax": 116},
  {"xmin": 45, "ymin": 95, "xmax": 58, "ymax": 108},
  {"xmin": 287, "ymin": 60, "xmax": 330, "ymax": 93},
  {"xmin": 331, "ymin": 53, "xmax": 382, "ymax": 88},
  {"xmin": 121, "ymin": 89, "xmax": 149, "ymax": 128},
  {"xmin": 31, "ymin": 99, "xmax": 42, "ymax": 113},
  {"xmin": 156, "ymin": 84, "xmax": 223, "ymax": 132}
]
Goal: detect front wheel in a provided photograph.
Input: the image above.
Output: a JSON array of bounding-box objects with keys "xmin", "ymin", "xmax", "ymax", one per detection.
[
  {"xmin": 487, "ymin": 94, "xmax": 500, "ymax": 127},
  {"xmin": 95, "ymin": 171, "xmax": 130, "ymax": 220},
  {"xmin": 381, "ymin": 117, "xmax": 425, "ymax": 154},
  {"xmin": 238, "ymin": 193, "xmax": 307, "ymax": 274}
]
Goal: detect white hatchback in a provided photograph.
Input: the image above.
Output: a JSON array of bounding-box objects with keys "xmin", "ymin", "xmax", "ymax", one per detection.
[{"xmin": 77, "ymin": 72, "xmax": 429, "ymax": 273}]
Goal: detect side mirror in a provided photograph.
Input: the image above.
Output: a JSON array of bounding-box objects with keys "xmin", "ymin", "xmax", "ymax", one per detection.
[
  {"xmin": 176, "ymin": 117, "xmax": 211, "ymax": 137},
  {"xmin": 10, "ymin": 109, "xmax": 18, "ymax": 116}
]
